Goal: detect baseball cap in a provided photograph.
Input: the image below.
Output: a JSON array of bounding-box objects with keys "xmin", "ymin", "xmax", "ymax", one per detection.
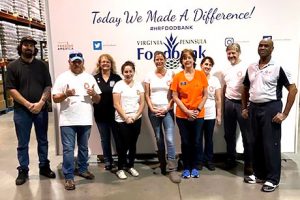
[
  {"xmin": 69, "ymin": 50, "xmax": 84, "ymax": 62},
  {"xmin": 20, "ymin": 36, "xmax": 37, "ymax": 45}
]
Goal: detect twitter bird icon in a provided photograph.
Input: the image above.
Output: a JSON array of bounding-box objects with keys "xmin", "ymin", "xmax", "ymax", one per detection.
[{"xmin": 93, "ymin": 41, "xmax": 102, "ymax": 50}]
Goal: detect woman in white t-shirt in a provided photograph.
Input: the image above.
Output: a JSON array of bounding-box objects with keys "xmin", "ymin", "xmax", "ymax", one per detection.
[
  {"xmin": 200, "ymin": 56, "xmax": 222, "ymax": 171},
  {"xmin": 113, "ymin": 61, "xmax": 145, "ymax": 180},
  {"xmin": 144, "ymin": 51, "xmax": 181, "ymax": 183}
]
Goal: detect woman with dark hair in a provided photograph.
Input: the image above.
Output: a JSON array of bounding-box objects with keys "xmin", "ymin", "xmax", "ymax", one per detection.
[
  {"xmin": 144, "ymin": 51, "xmax": 181, "ymax": 183},
  {"xmin": 170, "ymin": 49, "xmax": 208, "ymax": 179},
  {"xmin": 113, "ymin": 61, "xmax": 145, "ymax": 179},
  {"xmin": 93, "ymin": 54, "xmax": 121, "ymax": 170},
  {"xmin": 200, "ymin": 56, "xmax": 222, "ymax": 171}
]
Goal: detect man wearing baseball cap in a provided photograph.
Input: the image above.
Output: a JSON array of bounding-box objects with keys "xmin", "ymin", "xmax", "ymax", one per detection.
[
  {"xmin": 52, "ymin": 50, "xmax": 101, "ymax": 190},
  {"xmin": 6, "ymin": 36, "xmax": 56, "ymax": 185}
]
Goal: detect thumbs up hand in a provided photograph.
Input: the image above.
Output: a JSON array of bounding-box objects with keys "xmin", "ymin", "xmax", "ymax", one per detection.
[
  {"xmin": 64, "ymin": 84, "xmax": 75, "ymax": 97},
  {"xmin": 87, "ymin": 84, "xmax": 97, "ymax": 97}
]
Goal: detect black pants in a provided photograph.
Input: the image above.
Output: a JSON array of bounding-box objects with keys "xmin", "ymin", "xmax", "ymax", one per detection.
[
  {"xmin": 249, "ymin": 101, "xmax": 282, "ymax": 185},
  {"xmin": 224, "ymin": 98, "xmax": 253, "ymax": 164},
  {"xmin": 115, "ymin": 118, "xmax": 142, "ymax": 170}
]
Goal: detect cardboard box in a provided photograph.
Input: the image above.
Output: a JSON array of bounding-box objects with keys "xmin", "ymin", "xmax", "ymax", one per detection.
[
  {"xmin": 0, "ymin": 100, "xmax": 6, "ymax": 111},
  {"xmin": 0, "ymin": 84, "xmax": 3, "ymax": 93}
]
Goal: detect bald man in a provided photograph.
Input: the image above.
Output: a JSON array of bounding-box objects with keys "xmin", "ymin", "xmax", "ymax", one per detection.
[{"xmin": 242, "ymin": 39, "xmax": 298, "ymax": 192}]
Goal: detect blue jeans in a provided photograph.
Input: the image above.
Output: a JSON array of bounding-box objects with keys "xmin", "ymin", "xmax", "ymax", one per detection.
[
  {"xmin": 14, "ymin": 107, "xmax": 50, "ymax": 170},
  {"xmin": 95, "ymin": 121, "xmax": 117, "ymax": 166},
  {"xmin": 60, "ymin": 126, "xmax": 91, "ymax": 180},
  {"xmin": 203, "ymin": 119, "xmax": 216, "ymax": 162},
  {"xmin": 148, "ymin": 109, "xmax": 176, "ymax": 160},
  {"xmin": 176, "ymin": 118, "xmax": 204, "ymax": 170}
]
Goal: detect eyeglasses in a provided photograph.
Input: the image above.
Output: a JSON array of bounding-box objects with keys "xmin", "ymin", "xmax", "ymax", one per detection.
[{"xmin": 69, "ymin": 53, "xmax": 83, "ymax": 59}]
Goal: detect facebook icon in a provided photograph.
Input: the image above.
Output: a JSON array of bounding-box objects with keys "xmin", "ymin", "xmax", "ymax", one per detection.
[{"xmin": 93, "ymin": 41, "xmax": 102, "ymax": 50}]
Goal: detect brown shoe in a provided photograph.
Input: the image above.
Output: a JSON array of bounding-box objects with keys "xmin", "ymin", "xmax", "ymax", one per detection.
[
  {"xmin": 65, "ymin": 179, "xmax": 75, "ymax": 190},
  {"xmin": 77, "ymin": 171, "xmax": 95, "ymax": 180}
]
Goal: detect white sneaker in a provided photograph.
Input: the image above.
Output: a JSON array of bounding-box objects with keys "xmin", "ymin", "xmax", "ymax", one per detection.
[
  {"xmin": 116, "ymin": 170, "xmax": 127, "ymax": 179},
  {"xmin": 128, "ymin": 168, "xmax": 139, "ymax": 177}
]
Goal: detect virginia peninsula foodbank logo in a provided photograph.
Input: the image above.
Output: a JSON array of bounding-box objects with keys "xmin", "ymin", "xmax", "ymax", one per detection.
[{"xmin": 137, "ymin": 34, "xmax": 207, "ymax": 69}]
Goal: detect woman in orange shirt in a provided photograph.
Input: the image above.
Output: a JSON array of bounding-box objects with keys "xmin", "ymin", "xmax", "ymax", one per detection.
[{"xmin": 170, "ymin": 49, "xmax": 208, "ymax": 178}]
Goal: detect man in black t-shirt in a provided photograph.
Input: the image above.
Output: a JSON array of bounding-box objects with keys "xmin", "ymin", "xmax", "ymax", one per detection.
[{"xmin": 6, "ymin": 36, "xmax": 56, "ymax": 185}]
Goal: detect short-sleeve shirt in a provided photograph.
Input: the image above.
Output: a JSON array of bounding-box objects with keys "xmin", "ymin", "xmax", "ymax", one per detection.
[
  {"xmin": 205, "ymin": 75, "xmax": 221, "ymax": 120},
  {"xmin": 243, "ymin": 60, "xmax": 294, "ymax": 103},
  {"xmin": 113, "ymin": 80, "xmax": 144, "ymax": 122},
  {"xmin": 6, "ymin": 58, "xmax": 52, "ymax": 109},
  {"xmin": 93, "ymin": 73, "xmax": 122, "ymax": 122},
  {"xmin": 222, "ymin": 61, "xmax": 248, "ymax": 100},
  {"xmin": 170, "ymin": 70, "xmax": 208, "ymax": 119},
  {"xmin": 144, "ymin": 70, "xmax": 173, "ymax": 109},
  {"xmin": 52, "ymin": 70, "xmax": 101, "ymax": 126}
]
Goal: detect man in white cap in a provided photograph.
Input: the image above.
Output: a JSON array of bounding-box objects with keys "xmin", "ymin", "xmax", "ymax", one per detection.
[{"xmin": 52, "ymin": 51, "xmax": 101, "ymax": 190}]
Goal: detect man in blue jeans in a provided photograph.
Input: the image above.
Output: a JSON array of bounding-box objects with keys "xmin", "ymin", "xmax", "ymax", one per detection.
[
  {"xmin": 52, "ymin": 51, "xmax": 101, "ymax": 190},
  {"xmin": 6, "ymin": 36, "xmax": 56, "ymax": 185}
]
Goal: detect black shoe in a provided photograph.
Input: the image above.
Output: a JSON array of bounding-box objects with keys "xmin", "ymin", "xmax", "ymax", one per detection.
[
  {"xmin": 224, "ymin": 159, "xmax": 237, "ymax": 170},
  {"xmin": 16, "ymin": 169, "xmax": 28, "ymax": 185},
  {"xmin": 105, "ymin": 162, "xmax": 116, "ymax": 171},
  {"xmin": 197, "ymin": 163, "xmax": 203, "ymax": 170},
  {"xmin": 77, "ymin": 171, "xmax": 95, "ymax": 180},
  {"xmin": 205, "ymin": 161, "xmax": 216, "ymax": 171},
  {"xmin": 40, "ymin": 166, "xmax": 56, "ymax": 178},
  {"xmin": 261, "ymin": 181, "xmax": 278, "ymax": 192}
]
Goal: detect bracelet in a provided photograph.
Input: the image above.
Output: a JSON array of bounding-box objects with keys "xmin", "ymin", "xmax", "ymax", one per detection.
[{"xmin": 197, "ymin": 107, "xmax": 201, "ymax": 112}]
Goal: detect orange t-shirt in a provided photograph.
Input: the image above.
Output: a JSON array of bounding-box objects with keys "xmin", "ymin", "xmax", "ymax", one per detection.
[{"xmin": 170, "ymin": 70, "xmax": 208, "ymax": 119}]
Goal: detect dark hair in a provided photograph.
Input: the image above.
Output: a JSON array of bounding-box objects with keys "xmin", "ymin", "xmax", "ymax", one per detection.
[
  {"xmin": 121, "ymin": 61, "xmax": 135, "ymax": 74},
  {"xmin": 153, "ymin": 51, "xmax": 166, "ymax": 61},
  {"xmin": 179, "ymin": 49, "xmax": 196, "ymax": 69},
  {"xmin": 17, "ymin": 44, "xmax": 38, "ymax": 56},
  {"xmin": 200, "ymin": 56, "xmax": 214, "ymax": 66}
]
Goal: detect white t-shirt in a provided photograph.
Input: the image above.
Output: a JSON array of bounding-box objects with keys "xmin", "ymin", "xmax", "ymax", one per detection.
[
  {"xmin": 244, "ymin": 60, "xmax": 294, "ymax": 103},
  {"xmin": 144, "ymin": 70, "xmax": 173, "ymax": 109},
  {"xmin": 113, "ymin": 80, "xmax": 144, "ymax": 122},
  {"xmin": 205, "ymin": 75, "xmax": 221, "ymax": 120},
  {"xmin": 52, "ymin": 70, "xmax": 101, "ymax": 126},
  {"xmin": 222, "ymin": 61, "xmax": 248, "ymax": 100}
]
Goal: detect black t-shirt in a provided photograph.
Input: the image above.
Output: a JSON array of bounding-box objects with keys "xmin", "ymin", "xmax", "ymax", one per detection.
[
  {"xmin": 6, "ymin": 57, "xmax": 52, "ymax": 109},
  {"xmin": 93, "ymin": 72, "xmax": 122, "ymax": 122}
]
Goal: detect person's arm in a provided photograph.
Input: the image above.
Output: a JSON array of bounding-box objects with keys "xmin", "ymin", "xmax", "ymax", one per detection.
[
  {"xmin": 215, "ymin": 88, "xmax": 222, "ymax": 125},
  {"xmin": 134, "ymin": 92, "xmax": 145, "ymax": 121},
  {"xmin": 9, "ymin": 89, "xmax": 34, "ymax": 110},
  {"xmin": 272, "ymin": 84, "xmax": 298, "ymax": 123},
  {"xmin": 52, "ymin": 93, "xmax": 68, "ymax": 103},
  {"xmin": 197, "ymin": 87, "xmax": 208, "ymax": 111},
  {"xmin": 31, "ymin": 86, "xmax": 52, "ymax": 113},
  {"xmin": 241, "ymin": 86, "xmax": 250, "ymax": 119},
  {"xmin": 144, "ymin": 82, "xmax": 156, "ymax": 113},
  {"xmin": 172, "ymin": 90, "xmax": 194, "ymax": 119},
  {"xmin": 113, "ymin": 93, "xmax": 133, "ymax": 123},
  {"xmin": 87, "ymin": 85, "xmax": 101, "ymax": 104}
]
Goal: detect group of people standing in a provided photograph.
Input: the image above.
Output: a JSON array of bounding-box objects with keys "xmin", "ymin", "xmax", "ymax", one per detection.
[{"xmin": 6, "ymin": 36, "xmax": 297, "ymax": 193}]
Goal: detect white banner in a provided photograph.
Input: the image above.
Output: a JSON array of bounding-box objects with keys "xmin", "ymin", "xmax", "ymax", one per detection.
[{"xmin": 46, "ymin": 0, "xmax": 300, "ymax": 154}]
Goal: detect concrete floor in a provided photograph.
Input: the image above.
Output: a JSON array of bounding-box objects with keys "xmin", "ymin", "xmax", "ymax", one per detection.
[{"xmin": 1, "ymin": 111, "xmax": 300, "ymax": 200}]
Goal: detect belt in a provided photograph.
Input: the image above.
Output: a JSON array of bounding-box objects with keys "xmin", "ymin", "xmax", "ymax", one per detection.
[
  {"xmin": 226, "ymin": 98, "xmax": 241, "ymax": 104},
  {"xmin": 250, "ymin": 100, "xmax": 280, "ymax": 106}
]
